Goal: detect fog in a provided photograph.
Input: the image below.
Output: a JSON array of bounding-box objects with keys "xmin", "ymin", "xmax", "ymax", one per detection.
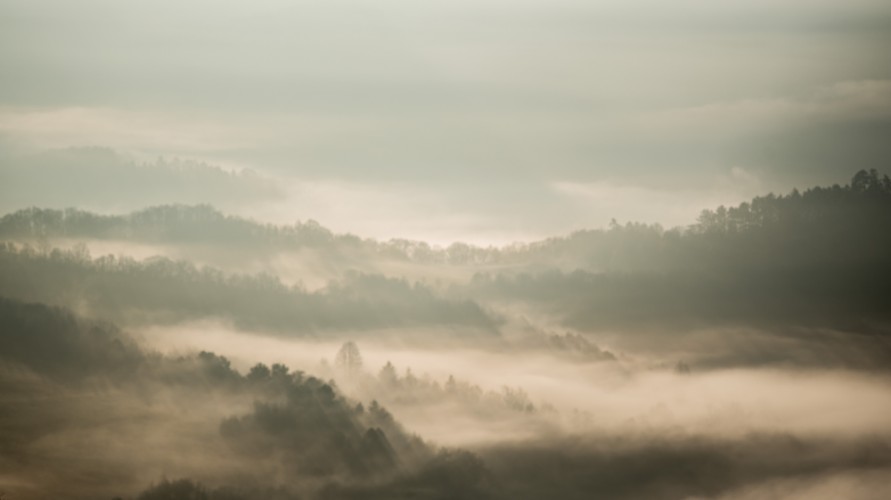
[
  {"xmin": 3, "ymin": 293, "xmax": 890, "ymax": 499},
  {"xmin": 3, "ymin": 1, "xmax": 891, "ymax": 497},
  {"xmin": 135, "ymin": 322, "xmax": 891, "ymax": 444},
  {"xmin": 1, "ymin": 174, "xmax": 891, "ymax": 498}
]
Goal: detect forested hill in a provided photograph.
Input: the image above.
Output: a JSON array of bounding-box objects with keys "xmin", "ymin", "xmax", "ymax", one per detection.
[
  {"xmin": 0, "ymin": 171, "xmax": 889, "ymax": 339},
  {"xmin": 461, "ymin": 170, "xmax": 891, "ymax": 336},
  {"xmin": 0, "ymin": 203, "xmax": 361, "ymax": 251},
  {"xmin": 514, "ymin": 168, "xmax": 891, "ymax": 272},
  {"xmin": 0, "ymin": 297, "xmax": 491, "ymax": 499},
  {"xmin": 0, "ymin": 245, "xmax": 496, "ymax": 335},
  {"xmin": 682, "ymin": 168, "xmax": 891, "ymax": 269},
  {"xmin": 1, "ymin": 170, "xmax": 890, "ymax": 271}
]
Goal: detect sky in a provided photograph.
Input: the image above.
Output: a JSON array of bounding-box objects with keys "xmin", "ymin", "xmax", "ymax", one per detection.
[{"xmin": 1, "ymin": 0, "xmax": 890, "ymax": 244}]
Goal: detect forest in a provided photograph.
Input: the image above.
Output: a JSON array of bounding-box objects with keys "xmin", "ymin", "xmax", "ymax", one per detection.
[
  {"xmin": 1, "ymin": 171, "xmax": 891, "ymax": 499},
  {"xmin": 4, "ymin": 0, "xmax": 891, "ymax": 496}
]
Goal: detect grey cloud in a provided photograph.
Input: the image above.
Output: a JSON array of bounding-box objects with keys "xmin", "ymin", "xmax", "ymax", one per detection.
[
  {"xmin": 0, "ymin": 147, "xmax": 285, "ymax": 215},
  {"xmin": 1, "ymin": 0, "xmax": 889, "ymax": 196}
]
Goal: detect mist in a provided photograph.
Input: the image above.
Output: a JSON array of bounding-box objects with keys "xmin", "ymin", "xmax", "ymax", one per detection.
[
  {"xmin": 3, "ymin": 1, "xmax": 891, "ymax": 498},
  {"xmin": 2, "ymin": 173, "xmax": 891, "ymax": 500}
]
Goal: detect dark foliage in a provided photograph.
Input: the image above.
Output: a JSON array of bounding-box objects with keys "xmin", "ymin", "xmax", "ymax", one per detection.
[
  {"xmin": 0, "ymin": 245, "xmax": 496, "ymax": 335},
  {"xmin": 464, "ymin": 171, "xmax": 891, "ymax": 334}
]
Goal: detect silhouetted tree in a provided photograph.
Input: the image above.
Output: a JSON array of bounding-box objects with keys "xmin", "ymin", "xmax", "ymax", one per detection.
[
  {"xmin": 379, "ymin": 361, "xmax": 398, "ymax": 388},
  {"xmin": 335, "ymin": 341, "xmax": 363, "ymax": 376}
]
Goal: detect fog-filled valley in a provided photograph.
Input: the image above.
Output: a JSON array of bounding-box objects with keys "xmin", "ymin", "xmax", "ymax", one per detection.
[
  {"xmin": 2, "ymin": 170, "xmax": 891, "ymax": 499},
  {"xmin": 4, "ymin": 1, "xmax": 891, "ymax": 496}
]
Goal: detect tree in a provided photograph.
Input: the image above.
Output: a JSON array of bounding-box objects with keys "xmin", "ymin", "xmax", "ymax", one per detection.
[
  {"xmin": 378, "ymin": 361, "xmax": 398, "ymax": 388},
  {"xmin": 852, "ymin": 169, "xmax": 881, "ymax": 193},
  {"xmin": 247, "ymin": 363, "xmax": 271, "ymax": 381},
  {"xmin": 335, "ymin": 341, "xmax": 363, "ymax": 375},
  {"xmin": 675, "ymin": 361, "xmax": 691, "ymax": 374}
]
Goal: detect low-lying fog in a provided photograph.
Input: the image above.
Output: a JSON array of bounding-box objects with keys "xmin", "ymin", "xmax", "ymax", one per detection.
[
  {"xmin": 137, "ymin": 322, "xmax": 891, "ymax": 447},
  {"xmin": 3, "ymin": 173, "xmax": 891, "ymax": 499},
  {"xmin": 30, "ymin": 237, "xmax": 499, "ymax": 291}
]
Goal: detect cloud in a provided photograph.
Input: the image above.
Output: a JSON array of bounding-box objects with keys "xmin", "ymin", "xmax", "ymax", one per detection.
[
  {"xmin": 0, "ymin": 147, "xmax": 285, "ymax": 215},
  {"xmin": 550, "ymin": 168, "xmax": 765, "ymax": 228},
  {"xmin": 635, "ymin": 80, "xmax": 891, "ymax": 135}
]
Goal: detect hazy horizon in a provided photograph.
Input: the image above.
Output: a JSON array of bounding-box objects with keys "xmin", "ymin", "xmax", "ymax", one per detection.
[
  {"xmin": 2, "ymin": 1, "xmax": 890, "ymax": 499},
  {"xmin": 3, "ymin": 0, "xmax": 890, "ymax": 244}
]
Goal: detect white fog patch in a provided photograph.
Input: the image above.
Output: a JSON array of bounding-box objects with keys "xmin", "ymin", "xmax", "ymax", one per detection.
[
  {"xmin": 134, "ymin": 322, "xmax": 891, "ymax": 449},
  {"xmin": 550, "ymin": 171, "xmax": 765, "ymax": 229}
]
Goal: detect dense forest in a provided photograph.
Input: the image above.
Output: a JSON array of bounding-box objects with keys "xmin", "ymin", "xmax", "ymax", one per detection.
[
  {"xmin": 1, "ymin": 171, "xmax": 889, "ymax": 365},
  {"xmin": 4, "ymin": 0, "xmax": 890, "ymax": 496},
  {"xmin": 0, "ymin": 298, "xmax": 494, "ymax": 499},
  {"xmin": 0, "ymin": 243, "xmax": 495, "ymax": 335},
  {"xmin": 4, "ymin": 169, "xmax": 890, "ymax": 270},
  {"xmin": 3, "ymin": 298, "xmax": 889, "ymax": 500},
  {"xmin": 2, "ymin": 171, "xmax": 891, "ymax": 499}
]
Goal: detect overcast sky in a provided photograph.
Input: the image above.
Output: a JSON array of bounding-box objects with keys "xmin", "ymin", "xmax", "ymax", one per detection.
[{"xmin": 1, "ymin": 0, "xmax": 890, "ymax": 244}]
